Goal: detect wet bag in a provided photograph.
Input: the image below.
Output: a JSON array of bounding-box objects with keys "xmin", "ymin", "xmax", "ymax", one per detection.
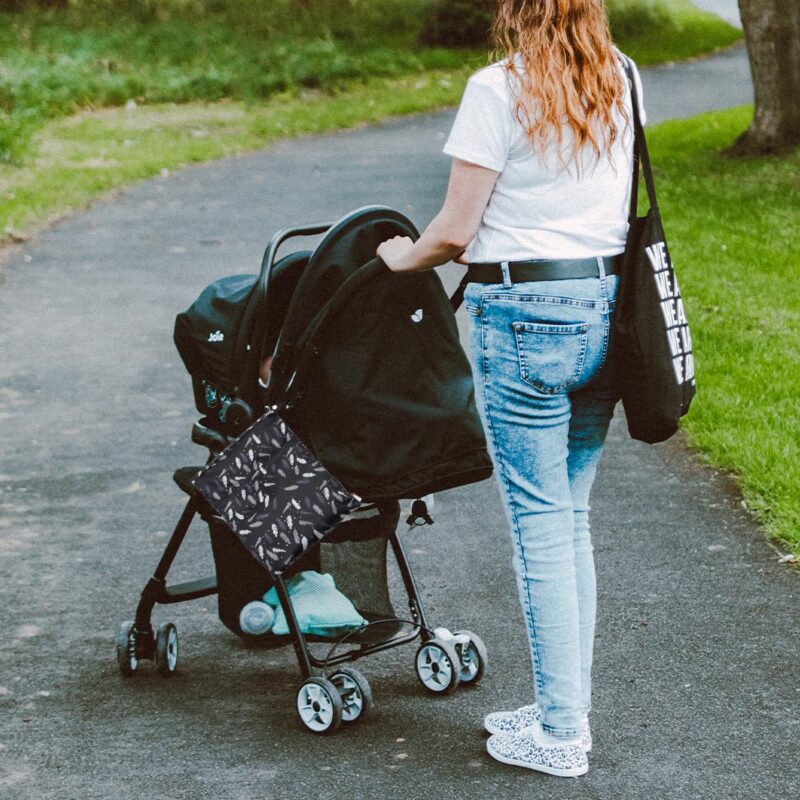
[{"xmin": 192, "ymin": 411, "xmax": 362, "ymax": 577}]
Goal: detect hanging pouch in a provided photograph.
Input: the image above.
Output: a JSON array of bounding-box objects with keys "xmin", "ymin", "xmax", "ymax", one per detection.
[{"xmin": 192, "ymin": 410, "xmax": 362, "ymax": 578}]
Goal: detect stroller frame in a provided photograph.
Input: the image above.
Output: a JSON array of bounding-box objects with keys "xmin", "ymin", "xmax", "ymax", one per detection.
[
  {"xmin": 129, "ymin": 447, "xmax": 431, "ymax": 678},
  {"xmin": 118, "ymin": 210, "xmax": 486, "ymax": 732}
]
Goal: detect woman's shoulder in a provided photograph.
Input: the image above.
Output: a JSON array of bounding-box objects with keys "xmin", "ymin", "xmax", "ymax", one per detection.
[
  {"xmin": 468, "ymin": 59, "xmax": 514, "ymax": 92},
  {"xmin": 463, "ymin": 59, "xmax": 520, "ymax": 108},
  {"xmin": 612, "ymin": 47, "xmax": 640, "ymax": 75},
  {"xmin": 612, "ymin": 47, "xmax": 646, "ymax": 122}
]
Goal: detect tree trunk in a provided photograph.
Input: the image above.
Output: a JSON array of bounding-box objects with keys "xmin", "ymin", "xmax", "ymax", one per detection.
[{"xmin": 732, "ymin": 0, "xmax": 800, "ymax": 154}]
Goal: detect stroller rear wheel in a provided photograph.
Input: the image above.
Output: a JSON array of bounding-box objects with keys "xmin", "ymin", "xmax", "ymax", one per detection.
[
  {"xmin": 296, "ymin": 677, "xmax": 343, "ymax": 734},
  {"xmin": 415, "ymin": 638, "xmax": 461, "ymax": 694},
  {"xmin": 330, "ymin": 667, "xmax": 373, "ymax": 724},
  {"xmin": 155, "ymin": 622, "xmax": 179, "ymax": 677},
  {"xmin": 115, "ymin": 620, "xmax": 139, "ymax": 677}
]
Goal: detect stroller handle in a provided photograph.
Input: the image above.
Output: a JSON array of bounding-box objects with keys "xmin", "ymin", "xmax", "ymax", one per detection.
[
  {"xmin": 248, "ymin": 221, "xmax": 334, "ymax": 382},
  {"xmin": 257, "ymin": 221, "xmax": 334, "ymax": 304}
]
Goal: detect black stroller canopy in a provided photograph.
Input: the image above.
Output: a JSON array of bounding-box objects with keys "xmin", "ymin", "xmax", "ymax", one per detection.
[
  {"xmin": 274, "ymin": 206, "xmax": 419, "ymax": 357},
  {"xmin": 266, "ymin": 207, "xmax": 493, "ymax": 501}
]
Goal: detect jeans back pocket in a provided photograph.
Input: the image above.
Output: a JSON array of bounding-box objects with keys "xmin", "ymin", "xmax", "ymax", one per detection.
[{"xmin": 513, "ymin": 321, "xmax": 590, "ymax": 394}]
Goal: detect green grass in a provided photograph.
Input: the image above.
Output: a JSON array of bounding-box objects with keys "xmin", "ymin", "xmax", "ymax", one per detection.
[
  {"xmin": 0, "ymin": 0, "xmax": 469, "ymax": 164},
  {"xmin": 0, "ymin": 0, "xmax": 740, "ymax": 166},
  {"xmin": 608, "ymin": 0, "xmax": 741, "ymax": 65},
  {"xmin": 647, "ymin": 107, "xmax": 800, "ymax": 555}
]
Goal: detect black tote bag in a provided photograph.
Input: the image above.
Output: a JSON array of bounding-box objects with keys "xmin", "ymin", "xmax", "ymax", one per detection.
[
  {"xmin": 614, "ymin": 58, "xmax": 696, "ymax": 444},
  {"xmin": 191, "ymin": 411, "xmax": 362, "ymax": 578}
]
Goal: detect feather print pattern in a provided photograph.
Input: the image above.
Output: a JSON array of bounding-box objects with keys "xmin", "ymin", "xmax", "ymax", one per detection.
[{"xmin": 192, "ymin": 412, "xmax": 361, "ymax": 577}]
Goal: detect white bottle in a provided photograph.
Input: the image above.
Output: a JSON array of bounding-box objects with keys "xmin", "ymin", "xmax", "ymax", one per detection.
[{"xmin": 239, "ymin": 600, "xmax": 275, "ymax": 635}]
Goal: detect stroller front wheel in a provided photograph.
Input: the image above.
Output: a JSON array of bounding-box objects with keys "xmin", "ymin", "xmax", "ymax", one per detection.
[
  {"xmin": 330, "ymin": 667, "xmax": 373, "ymax": 724},
  {"xmin": 415, "ymin": 638, "xmax": 461, "ymax": 694},
  {"xmin": 452, "ymin": 630, "xmax": 488, "ymax": 685},
  {"xmin": 296, "ymin": 677, "xmax": 343, "ymax": 734},
  {"xmin": 155, "ymin": 622, "xmax": 179, "ymax": 677},
  {"xmin": 115, "ymin": 620, "xmax": 139, "ymax": 677}
]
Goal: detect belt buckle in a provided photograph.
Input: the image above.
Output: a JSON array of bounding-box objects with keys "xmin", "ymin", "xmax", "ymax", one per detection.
[{"xmin": 500, "ymin": 260, "xmax": 512, "ymax": 288}]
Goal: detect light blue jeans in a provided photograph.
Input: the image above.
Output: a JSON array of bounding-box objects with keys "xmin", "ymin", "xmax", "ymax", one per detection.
[{"xmin": 464, "ymin": 264, "xmax": 619, "ymax": 740}]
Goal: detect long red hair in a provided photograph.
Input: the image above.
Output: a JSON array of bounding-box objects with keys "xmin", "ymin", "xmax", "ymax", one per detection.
[{"xmin": 491, "ymin": 0, "xmax": 627, "ymax": 166}]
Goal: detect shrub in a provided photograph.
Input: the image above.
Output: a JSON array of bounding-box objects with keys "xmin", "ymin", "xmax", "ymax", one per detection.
[
  {"xmin": 418, "ymin": 0, "xmax": 494, "ymax": 48},
  {"xmin": 417, "ymin": 0, "xmax": 676, "ymax": 48},
  {"xmin": 606, "ymin": 0, "xmax": 673, "ymax": 41}
]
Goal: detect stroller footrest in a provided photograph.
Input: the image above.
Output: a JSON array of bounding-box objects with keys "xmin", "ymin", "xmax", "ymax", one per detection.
[
  {"xmin": 192, "ymin": 421, "xmax": 231, "ymax": 453},
  {"xmin": 161, "ymin": 575, "xmax": 218, "ymax": 603}
]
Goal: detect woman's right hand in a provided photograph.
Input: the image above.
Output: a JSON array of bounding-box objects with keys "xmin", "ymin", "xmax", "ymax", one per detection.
[{"xmin": 376, "ymin": 235, "xmax": 415, "ymax": 272}]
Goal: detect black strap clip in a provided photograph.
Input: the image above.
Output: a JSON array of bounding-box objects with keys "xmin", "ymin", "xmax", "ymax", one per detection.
[{"xmin": 406, "ymin": 499, "xmax": 434, "ymax": 527}]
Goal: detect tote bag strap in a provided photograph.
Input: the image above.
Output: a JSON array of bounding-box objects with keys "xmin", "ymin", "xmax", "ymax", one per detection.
[{"xmin": 622, "ymin": 56, "xmax": 659, "ymax": 219}]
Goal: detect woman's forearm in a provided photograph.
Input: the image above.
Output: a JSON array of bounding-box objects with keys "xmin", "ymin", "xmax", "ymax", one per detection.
[
  {"xmin": 377, "ymin": 157, "xmax": 499, "ymax": 273},
  {"xmin": 389, "ymin": 211, "xmax": 472, "ymax": 273}
]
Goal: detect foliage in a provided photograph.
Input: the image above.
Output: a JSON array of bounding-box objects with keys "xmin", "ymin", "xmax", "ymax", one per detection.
[
  {"xmin": 418, "ymin": 0, "xmax": 494, "ymax": 48},
  {"xmin": 0, "ymin": 1, "xmax": 440, "ymax": 163},
  {"xmin": 417, "ymin": 0, "xmax": 682, "ymax": 48},
  {"xmin": 607, "ymin": 0, "xmax": 673, "ymax": 41}
]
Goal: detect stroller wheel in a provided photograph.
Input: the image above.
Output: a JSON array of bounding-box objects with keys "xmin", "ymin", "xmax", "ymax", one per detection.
[
  {"xmin": 452, "ymin": 630, "xmax": 488, "ymax": 685},
  {"xmin": 155, "ymin": 622, "xmax": 179, "ymax": 677},
  {"xmin": 415, "ymin": 638, "xmax": 461, "ymax": 694},
  {"xmin": 330, "ymin": 667, "xmax": 373, "ymax": 723},
  {"xmin": 115, "ymin": 620, "xmax": 139, "ymax": 677},
  {"xmin": 296, "ymin": 677, "xmax": 343, "ymax": 734}
]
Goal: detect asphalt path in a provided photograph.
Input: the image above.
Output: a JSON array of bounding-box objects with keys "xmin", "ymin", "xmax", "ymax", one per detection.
[{"xmin": 2, "ymin": 38, "xmax": 798, "ymax": 800}]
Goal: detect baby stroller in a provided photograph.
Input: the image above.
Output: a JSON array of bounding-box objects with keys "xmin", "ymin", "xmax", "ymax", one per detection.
[{"xmin": 115, "ymin": 206, "xmax": 493, "ymax": 733}]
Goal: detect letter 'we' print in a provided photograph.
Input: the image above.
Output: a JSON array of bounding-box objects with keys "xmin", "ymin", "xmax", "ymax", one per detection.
[{"xmin": 645, "ymin": 242, "xmax": 695, "ymax": 385}]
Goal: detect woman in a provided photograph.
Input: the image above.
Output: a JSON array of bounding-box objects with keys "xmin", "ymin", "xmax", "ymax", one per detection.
[{"xmin": 376, "ymin": 0, "xmax": 645, "ymax": 778}]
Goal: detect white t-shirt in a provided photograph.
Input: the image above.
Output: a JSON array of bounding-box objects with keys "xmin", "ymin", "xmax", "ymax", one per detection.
[{"xmin": 443, "ymin": 53, "xmax": 646, "ymax": 261}]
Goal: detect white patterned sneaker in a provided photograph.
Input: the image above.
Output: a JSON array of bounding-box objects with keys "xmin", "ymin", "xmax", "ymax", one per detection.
[
  {"xmin": 484, "ymin": 704, "xmax": 541, "ymax": 736},
  {"xmin": 486, "ymin": 723, "xmax": 589, "ymax": 778},
  {"xmin": 484, "ymin": 704, "xmax": 592, "ymax": 752}
]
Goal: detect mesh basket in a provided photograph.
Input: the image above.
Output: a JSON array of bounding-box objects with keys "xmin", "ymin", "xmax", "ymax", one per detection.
[{"xmin": 209, "ymin": 501, "xmax": 404, "ymax": 649}]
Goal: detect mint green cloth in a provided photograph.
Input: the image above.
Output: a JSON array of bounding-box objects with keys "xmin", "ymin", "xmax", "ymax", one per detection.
[{"xmin": 263, "ymin": 571, "xmax": 367, "ymax": 637}]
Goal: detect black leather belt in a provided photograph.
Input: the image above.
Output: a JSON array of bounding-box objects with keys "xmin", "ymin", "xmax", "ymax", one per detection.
[{"xmin": 467, "ymin": 255, "xmax": 621, "ymax": 284}]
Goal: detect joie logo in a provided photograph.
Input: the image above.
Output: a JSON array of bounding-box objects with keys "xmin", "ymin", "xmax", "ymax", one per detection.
[
  {"xmin": 410, "ymin": 308, "xmax": 424, "ymax": 323},
  {"xmin": 208, "ymin": 330, "xmax": 224, "ymax": 342}
]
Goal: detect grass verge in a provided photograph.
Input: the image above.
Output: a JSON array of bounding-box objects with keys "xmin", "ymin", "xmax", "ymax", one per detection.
[
  {"xmin": 649, "ymin": 107, "xmax": 800, "ymax": 555},
  {"xmin": 0, "ymin": 69, "xmax": 472, "ymax": 241},
  {"xmin": 610, "ymin": 0, "xmax": 741, "ymax": 65}
]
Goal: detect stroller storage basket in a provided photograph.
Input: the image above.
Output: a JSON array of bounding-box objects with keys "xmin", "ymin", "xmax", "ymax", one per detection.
[{"xmin": 210, "ymin": 503, "xmax": 406, "ymax": 649}]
